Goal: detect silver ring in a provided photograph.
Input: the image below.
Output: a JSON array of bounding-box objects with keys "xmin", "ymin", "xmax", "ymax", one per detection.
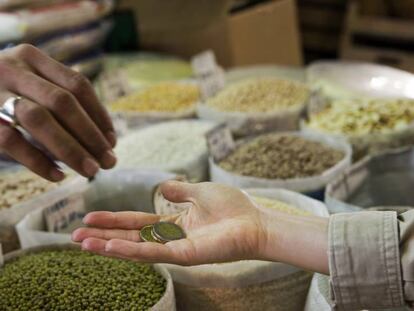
[{"xmin": 0, "ymin": 96, "xmax": 21, "ymax": 127}]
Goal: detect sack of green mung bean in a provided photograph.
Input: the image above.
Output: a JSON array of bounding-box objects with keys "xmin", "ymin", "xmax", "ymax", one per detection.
[
  {"xmin": 16, "ymin": 169, "xmax": 176, "ymax": 249},
  {"xmin": 0, "ymin": 168, "xmax": 81, "ymax": 254},
  {"xmin": 160, "ymin": 189, "xmax": 329, "ymax": 311},
  {"xmin": 325, "ymin": 147, "xmax": 414, "ymax": 214},
  {"xmin": 209, "ymin": 132, "xmax": 351, "ymax": 200},
  {"xmin": 302, "ymin": 97, "xmax": 414, "ymax": 160},
  {"xmin": 197, "ymin": 77, "xmax": 311, "ymax": 137},
  {"xmin": 0, "ymin": 244, "xmax": 176, "ymax": 311}
]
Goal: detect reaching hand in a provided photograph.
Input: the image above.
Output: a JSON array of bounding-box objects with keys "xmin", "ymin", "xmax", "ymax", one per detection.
[
  {"xmin": 72, "ymin": 181, "xmax": 268, "ymax": 265},
  {"xmin": 0, "ymin": 44, "xmax": 116, "ymax": 181}
]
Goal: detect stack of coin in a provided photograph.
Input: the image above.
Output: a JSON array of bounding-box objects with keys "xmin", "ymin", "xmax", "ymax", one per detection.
[{"xmin": 140, "ymin": 222, "xmax": 186, "ymax": 244}]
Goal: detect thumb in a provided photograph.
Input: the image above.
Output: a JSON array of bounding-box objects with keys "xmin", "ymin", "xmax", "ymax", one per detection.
[{"xmin": 160, "ymin": 180, "xmax": 196, "ymax": 203}]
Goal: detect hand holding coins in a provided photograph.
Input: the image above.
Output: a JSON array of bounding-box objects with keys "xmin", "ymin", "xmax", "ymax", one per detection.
[{"xmin": 140, "ymin": 222, "xmax": 186, "ymax": 244}]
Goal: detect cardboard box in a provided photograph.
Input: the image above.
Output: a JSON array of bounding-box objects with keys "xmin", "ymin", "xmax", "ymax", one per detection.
[{"xmin": 120, "ymin": 0, "xmax": 303, "ymax": 67}]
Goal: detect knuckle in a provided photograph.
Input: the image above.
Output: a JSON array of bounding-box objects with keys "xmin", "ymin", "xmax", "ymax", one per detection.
[
  {"xmin": 14, "ymin": 44, "xmax": 37, "ymax": 59},
  {"xmin": 19, "ymin": 104, "xmax": 49, "ymax": 128},
  {"xmin": 67, "ymin": 72, "xmax": 91, "ymax": 95},
  {"xmin": 0, "ymin": 127, "xmax": 17, "ymax": 148},
  {"xmin": 49, "ymin": 89, "xmax": 77, "ymax": 114}
]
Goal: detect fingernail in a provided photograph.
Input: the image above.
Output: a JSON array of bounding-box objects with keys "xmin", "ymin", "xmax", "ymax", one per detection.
[
  {"xmin": 83, "ymin": 158, "xmax": 100, "ymax": 177},
  {"xmin": 50, "ymin": 168, "xmax": 65, "ymax": 182},
  {"xmin": 100, "ymin": 150, "xmax": 117, "ymax": 169},
  {"xmin": 106, "ymin": 131, "xmax": 117, "ymax": 148}
]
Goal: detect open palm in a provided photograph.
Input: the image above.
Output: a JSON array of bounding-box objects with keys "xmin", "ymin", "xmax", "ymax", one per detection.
[{"xmin": 72, "ymin": 181, "xmax": 267, "ymax": 265}]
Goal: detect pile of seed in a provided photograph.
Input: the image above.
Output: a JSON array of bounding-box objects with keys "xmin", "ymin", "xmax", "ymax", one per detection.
[
  {"xmin": 0, "ymin": 250, "xmax": 166, "ymax": 310},
  {"xmin": 206, "ymin": 77, "xmax": 310, "ymax": 113},
  {"xmin": 218, "ymin": 134, "xmax": 344, "ymax": 179},
  {"xmin": 115, "ymin": 120, "xmax": 214, "ymax": 170},
  {"xmin": 0, "ymin": 170, "xmax": 60, "ymax": 210},
  {"xmin": 252, "ymin": 196, "xmax": 310, "ymax": 216},
  {"xmin": 110, "ymin": 82, "xmax": 199, "ymax": 113},
  {"xmin": 307, "ymin": 98, "xmax": 414, "ymax": 136}
]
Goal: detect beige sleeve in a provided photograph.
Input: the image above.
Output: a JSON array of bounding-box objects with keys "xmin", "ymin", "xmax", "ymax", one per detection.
[{"xmin": 328, "ymin": 211, "xmax": 408, "ymax": 310}]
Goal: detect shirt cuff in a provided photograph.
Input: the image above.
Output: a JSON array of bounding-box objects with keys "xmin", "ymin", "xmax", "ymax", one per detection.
[{"xmin": 328, "ymin": 211, "xmax": 405, "ymax": 310}]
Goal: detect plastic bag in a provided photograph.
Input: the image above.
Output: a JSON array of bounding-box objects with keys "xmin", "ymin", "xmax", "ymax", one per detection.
[
  {"xmin": 159, "ymin": 188, "xmax": 329, "ymax": 311},
  {"xmin": 209, "ymin": 132, "xmax": 352, "ymax": 200},
  {"xmin": 326, "ymin": 147, "xmax": 414, "ymax": 213},
  {"xmin": 16, "ymin": 169, "xmax": 176, "ymax": 249},
  {"xmin": 1, "ymin": 244, "xmax": 176, "ymax": 311}
]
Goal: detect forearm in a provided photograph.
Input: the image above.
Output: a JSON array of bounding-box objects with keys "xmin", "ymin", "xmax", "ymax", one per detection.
[{"xmin": 259, "ymin": 211, "xmax": 329, "ymax": 274}]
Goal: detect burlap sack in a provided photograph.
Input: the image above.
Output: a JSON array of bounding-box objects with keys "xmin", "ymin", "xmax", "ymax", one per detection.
[
  {"xmin": 159, "ymin": 188, "xmax": 329, "ymax": 311},
  {"xmin": 0, "ymin": 244, "xmax": 176, "ymax": 311},
  {"xmin": 209, "ymin": 132, "xmax": 352, "ymax": 199}
]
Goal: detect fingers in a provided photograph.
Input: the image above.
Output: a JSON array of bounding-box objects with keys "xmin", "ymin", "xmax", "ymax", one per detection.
[
  {"xmin": 83, "ymin": 211, "xmax": 161, "ymax": 230},
  {"xmin": 81, "ymin": 238, "xmax": 193, "ymax": 265},
  {"xmin": 0, "ymin": 66, "xmax": 116, "ymax": 169},
  {"xmin": 12, "ymin": 96, "xmax": 100, "ymax": 177},
  {"xmin": 72, "ymin": 227, "xmax": 141, "ymax": 243},
  {"xmin": 160, "ymin": 180, "xmax": 198, "ymax": 203},
  {"xmin": 13, "ymin": 44, "xmax": 116, "ymax": 147},
  {"xmin": 0, "ymin": 122, "xmax": 64, "ymax": 181}
]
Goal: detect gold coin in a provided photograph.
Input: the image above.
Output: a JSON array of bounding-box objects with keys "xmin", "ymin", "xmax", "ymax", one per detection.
[{"xmin": 152, "ymin": 222, "xmax": 186, "ymax": 243}]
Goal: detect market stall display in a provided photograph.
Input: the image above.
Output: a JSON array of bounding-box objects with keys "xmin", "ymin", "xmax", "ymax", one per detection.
[
  {"xmin": 210, "ymin": 132, "xmax": 351, "ymax": 199},
  {"xmin": 197, "ymin": 77, "xmax": 311, "ymax": 136},
  {"xmin": 325, "ymin": 147, "xmax": 414, "ymax": 213},
  {"xmin": 159, "ymin": 188, "xmax": 329, "ymax": 311},
  {"xmin": 109, "ymin": 82, "xmax": 199, "ymax": 127},
  {"xmin": 115, "ymin": 121, "xmax": 215, "ymax": 182},
  {"xmin": 303, "ymin": 97, "xmax": 414, "ymax": 159},
  {"xmin": 0, "ymin": 244, "xmax": 175, "ymax": 311}
]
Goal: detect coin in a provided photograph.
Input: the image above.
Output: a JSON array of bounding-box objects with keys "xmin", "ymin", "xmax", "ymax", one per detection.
[
  {"xmin": 139, "ymin": 225, "xmax": 157, "ymax": 243},
  {"xmin": 152, "ymin": 222, "xmax": 186, "ymax": 243}
]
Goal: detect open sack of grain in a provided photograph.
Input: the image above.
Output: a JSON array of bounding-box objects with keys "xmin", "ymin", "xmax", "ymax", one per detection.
[
  {"xmin": 15, "ymin": 169, "xmax": 175, "ymax": 249},
  {"xmin": 0, "ymin": 168, "xmax": 78, "ymax": 253},
  {"xmin": 0, "ymin": 244, "xmax": 175, "ymax": 311},
  {"xmin": 209, "ymin": 131, "xmax": 351, "ymax": 200},
  {"xmin": 302, "ymin": 97, "xmax": 414, "ymax": 160},
  {"xmin": 325, "ymin": 147, "xmax": 414, "ymax": 213},
  {"xmin": 115, "ymin": 120, "xmax": 216, "ymax": 182},
  {"xmin": 109, "ymin": 81, "xmax": 199, "ymax": 128},
  {"xmin": 197, "ymin": 77, "xmax": 311, "ymax": 137},
  {"xmin": 155, "ymin": 188, "xmax": 329, "ymax": 311}
]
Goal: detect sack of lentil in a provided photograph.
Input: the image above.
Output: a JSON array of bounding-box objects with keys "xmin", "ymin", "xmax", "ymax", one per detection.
[
  {"xmin": 209, "ymin": 132, "xmax": 352, "ymax": 200},
  {"xmin": 115, "ymin": 120, "xmax": 216, "ymax": 182},
  {"xmin": 15, "ymin": 169, "xmax": 176, "ymax": 249},
  {"xmin": 0, "ymin": 244, "xmax": 176, "ymax": 311},
  {"xmin": 197, "ymin": 77, "xmax": 311, "ymax": 137},
  {"xmin": 159, "ymin": 188, "xmax": 329, "ymax": 311},
  {"xmin": 109, "ymin": 81, "xmax": 199, "ymax": 128},
  {"xmin": 302, "ymin": 97, "xmax": 414, "ymax": 160},
  {"xmin": 0, "ymin": 168, "xmax": 81, "ymax": 253},
  {"xmin": 325, "ymin": 147, "xmax": 414, "ymax": 213}
]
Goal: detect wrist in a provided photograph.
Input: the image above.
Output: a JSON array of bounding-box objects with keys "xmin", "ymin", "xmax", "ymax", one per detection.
[{"xmin": 258, "ymin": 210, "xmax": 330, "ymax": 274}]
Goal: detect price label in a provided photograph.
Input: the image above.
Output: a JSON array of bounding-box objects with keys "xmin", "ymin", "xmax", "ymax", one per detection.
[
  {"xmin": 191, "ymin": 50, "xmax": 217, "ymax": 76},
  {"xmin": 206, "ymin": 124, "xmax": 235, "ymax": 162},
  {"xmin": 43, "ymin": 193, "xmax": 86, "ymax": 234}
]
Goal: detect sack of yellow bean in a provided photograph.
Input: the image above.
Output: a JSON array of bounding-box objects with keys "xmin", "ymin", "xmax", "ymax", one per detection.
[
  {"xmin": 302, "ymin": 97, "xmax": 414, "ymax": 160},
  {"xmin": 109, "ymin": 82, "xmax": 199, "ymax": 128},
  {"xmin": 158, "ymin": 188, "xmax": 329, "ymax": 311},
  {"xmin": 197, "ymin": 77, "xmax": 311, "ymax": 137}
]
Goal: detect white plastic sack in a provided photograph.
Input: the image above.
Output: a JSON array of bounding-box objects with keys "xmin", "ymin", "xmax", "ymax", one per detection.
[
  {"xmin": 197, "ymin": 101, "xmax": 305, "ymax": 137},
  {"xmin": 210, "ymin": 132, "xmax": 352, "ymax": 199},
  {"xmin": 16, "ymin": 169, "xmax": 176, "ymax": 249},
  {"xmin": 160, "ymin": 188, "xmax": 329, "ymax": 311},
  {"xmin": 1, "ymin": 244, "xmax": 176, "ymax": 311},
  {"xmin": 325, "ymin": 147, "xmax": 414, "ymax": 213},
  {"xmin": 0, "ymin": 13, "xmax": 26, "ymax": 43}
]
